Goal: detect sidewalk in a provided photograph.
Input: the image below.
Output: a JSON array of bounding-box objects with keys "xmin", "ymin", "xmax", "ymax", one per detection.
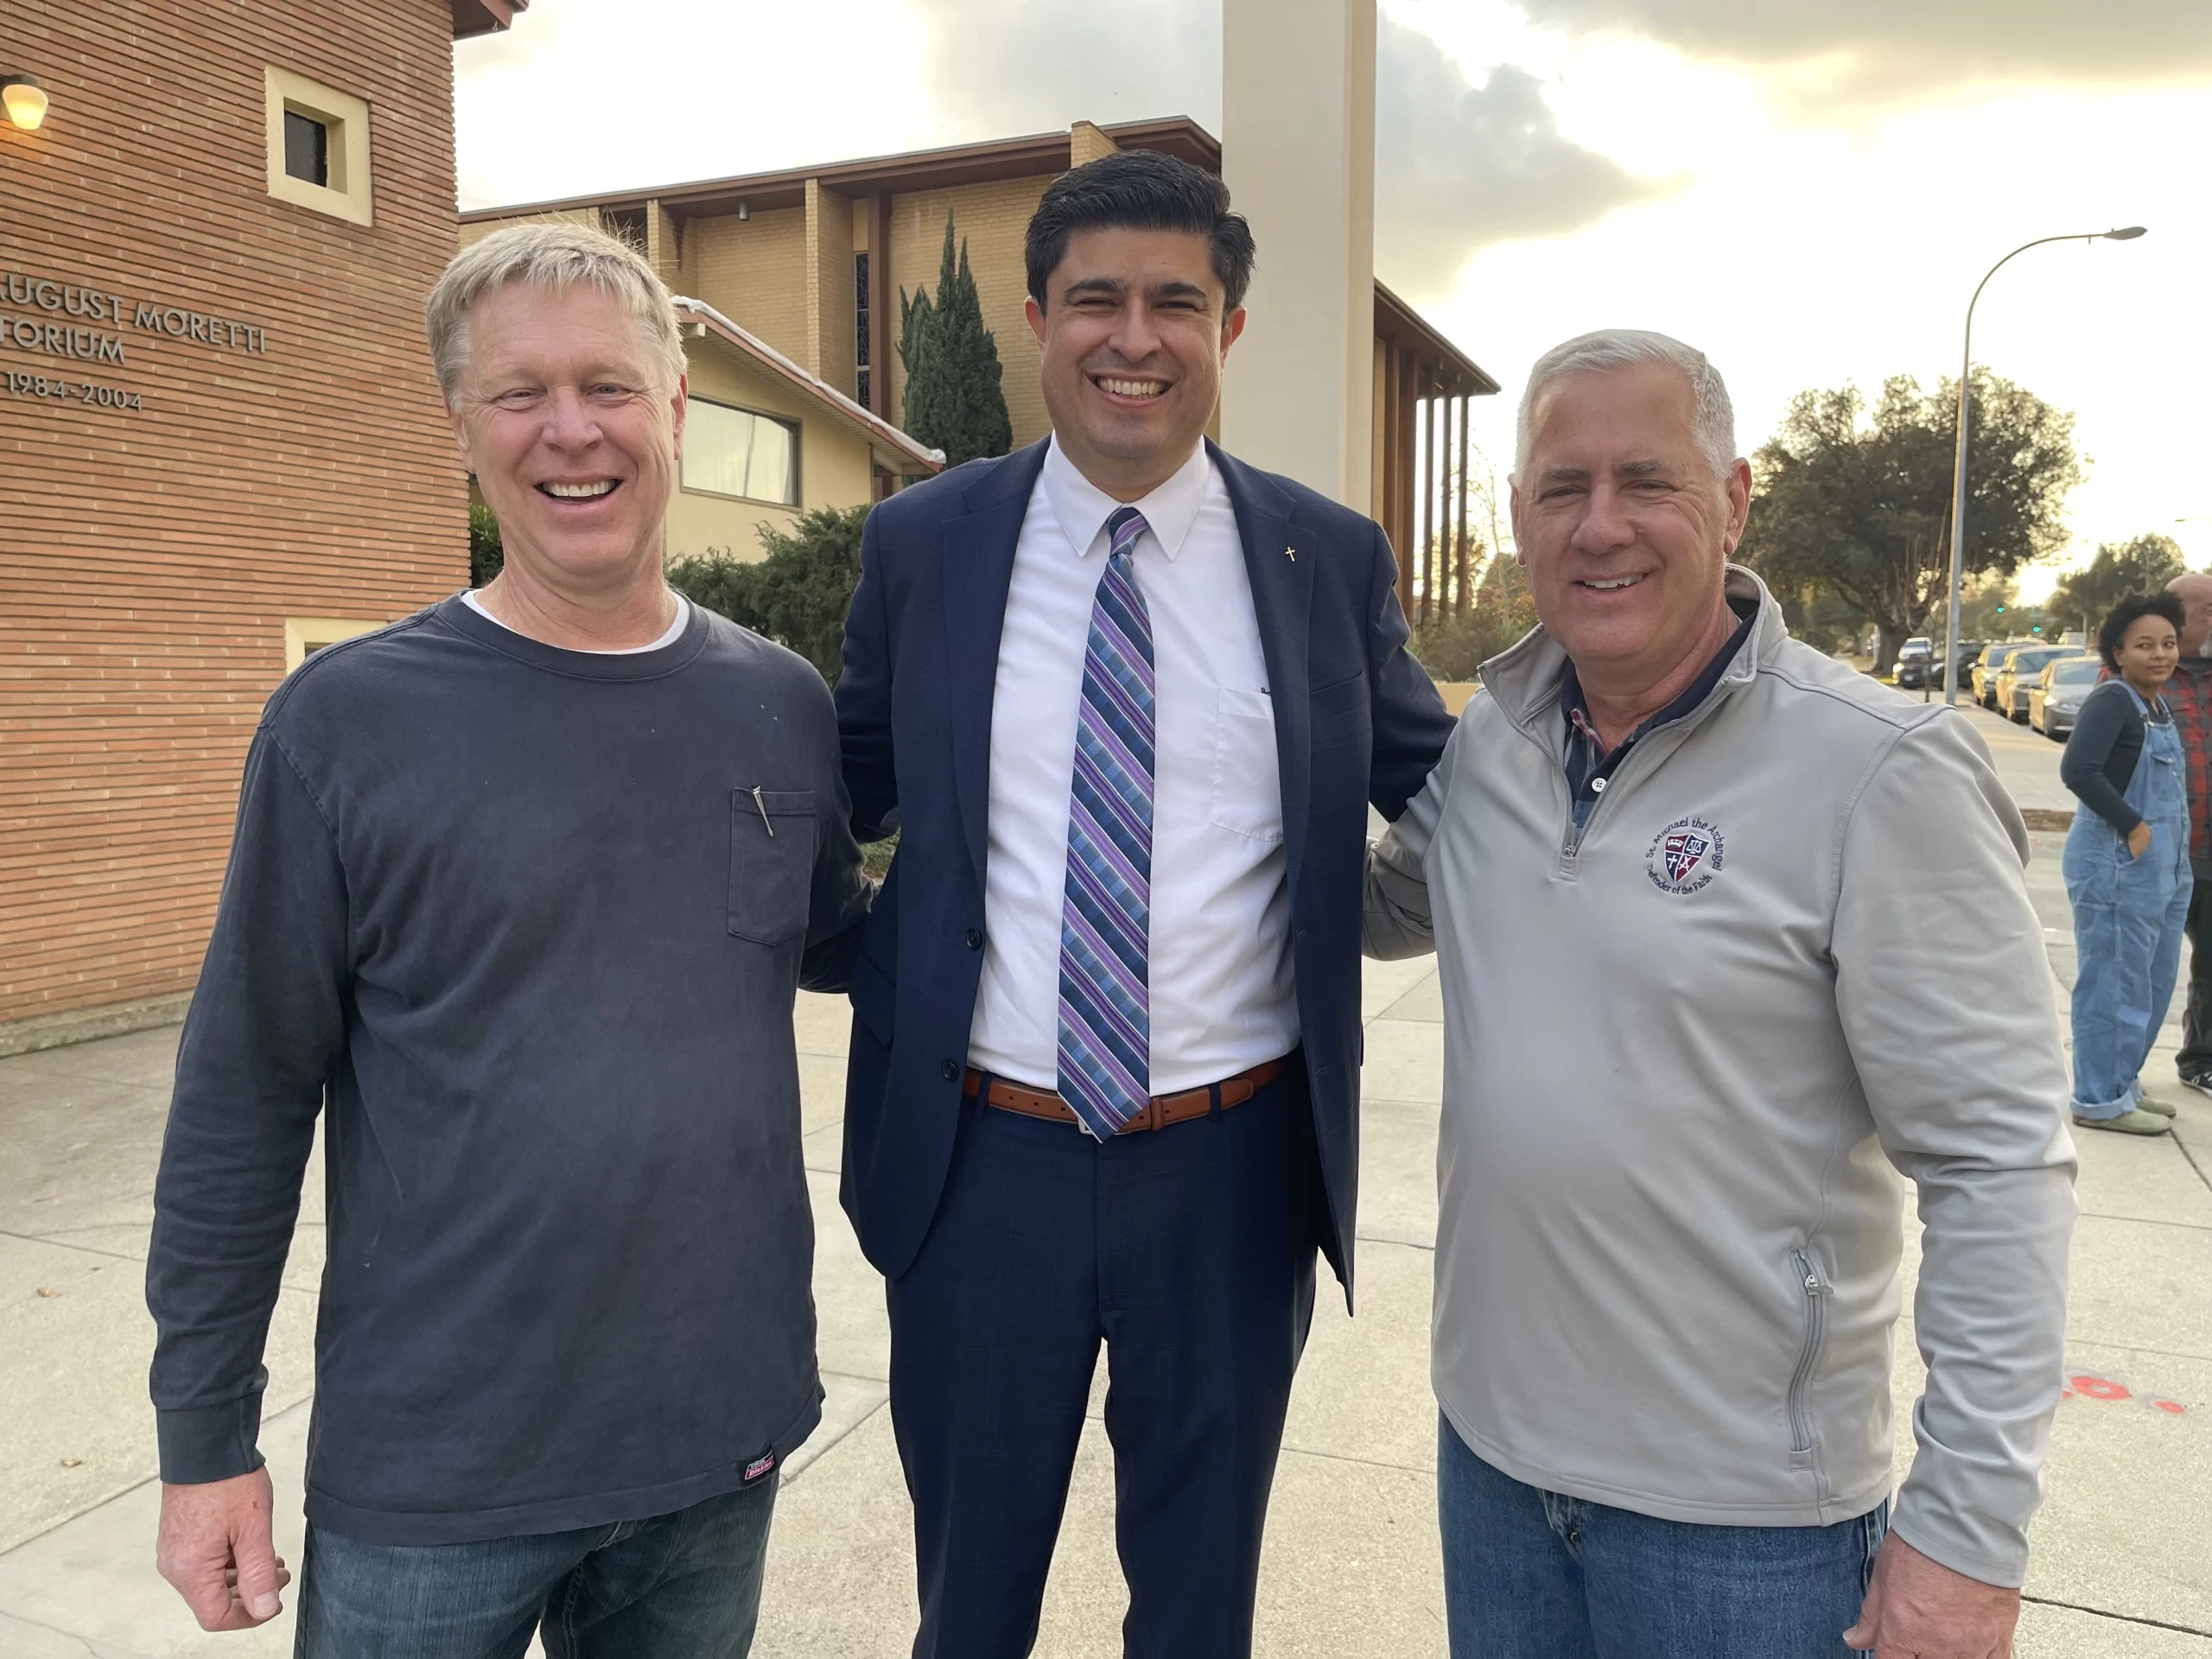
[{"xmin": 1, "ymin": 700, "xmax": 2206, "ymax": 1656}]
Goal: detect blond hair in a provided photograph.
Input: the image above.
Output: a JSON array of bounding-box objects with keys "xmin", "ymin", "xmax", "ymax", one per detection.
[{"xmin": 424, "ymin": 220, "xmax": 686, "ymax": 398}]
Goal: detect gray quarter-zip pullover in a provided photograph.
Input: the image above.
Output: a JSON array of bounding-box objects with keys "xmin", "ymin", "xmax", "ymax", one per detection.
[{"xmin": 1364, "ymin": 566, "xmax": 2075, "ymax": 1587}]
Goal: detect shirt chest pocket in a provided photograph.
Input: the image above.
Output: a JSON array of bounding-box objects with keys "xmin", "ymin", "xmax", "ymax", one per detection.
[
  {"xmin": 729, "ymin": 787, "xmax": 817, "ymax": 944},
  {"xmin": 1211, "ymin": 687, "xmax": 1284, "ymax": 845}
]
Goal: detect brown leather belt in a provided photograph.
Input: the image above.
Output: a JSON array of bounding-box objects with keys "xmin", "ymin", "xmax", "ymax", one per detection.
[{"xmin": 963, "ymin": 1058, "xmax": 1288, "ymax": 1135}]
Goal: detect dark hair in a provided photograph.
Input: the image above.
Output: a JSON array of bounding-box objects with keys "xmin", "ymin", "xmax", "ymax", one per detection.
[
  {"xmin": 2097, "ymin": 591, "xmax": 2184, "ymax": 671},
  {"xmin": 1024, "ymin": 149, "xmax": 1256, "ymax": 312}
]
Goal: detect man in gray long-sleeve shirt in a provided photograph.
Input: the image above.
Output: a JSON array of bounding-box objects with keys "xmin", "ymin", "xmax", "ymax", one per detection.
[
  {"xmin": 146, "ymin": 223, "xmax": 869, "ymax": 1656},
  {"xmin": 1364, "ymin": 329, "xmax": 2075, "ymax": 1659}
]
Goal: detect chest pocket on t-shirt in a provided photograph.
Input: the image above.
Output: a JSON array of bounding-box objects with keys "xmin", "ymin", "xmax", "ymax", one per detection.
[
  {"xmin": 1211, "ymin": 687, "xmax": 1285, "ymax": 845},
  {"xmin": 729, "ymin": 787, "xmax": 817, "ymax": 944}
]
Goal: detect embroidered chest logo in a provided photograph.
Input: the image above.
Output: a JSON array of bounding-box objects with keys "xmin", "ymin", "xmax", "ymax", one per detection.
[{"xmin": 1647, "ymin": 816, "xmax": 1725, "ymax": 895}]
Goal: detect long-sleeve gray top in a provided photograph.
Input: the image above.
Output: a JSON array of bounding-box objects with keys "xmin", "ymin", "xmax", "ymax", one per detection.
[{"xmin": 146, "ymin": 595, "xmax": 870, "ymax": 1544}]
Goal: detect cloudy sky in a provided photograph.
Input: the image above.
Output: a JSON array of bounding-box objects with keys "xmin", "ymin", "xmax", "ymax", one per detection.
[{"xmin": 455, "ymin": 0, "xmax": 2212, "ymax": 594}]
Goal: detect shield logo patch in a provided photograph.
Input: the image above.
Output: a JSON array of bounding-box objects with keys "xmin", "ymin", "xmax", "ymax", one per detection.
[
  {"xmin": 1646, "ymin": 815, "xmax": 1726, "ymax": 895},
  {"xmin": 1662, "ymin": 829, "xmax": 1711, "ymax": 884}
]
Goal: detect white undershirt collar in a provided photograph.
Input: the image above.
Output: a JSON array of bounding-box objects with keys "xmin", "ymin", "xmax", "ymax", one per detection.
[{"xmin": 462, "ymin": 588, "xmax": 690, "ymax": 654}]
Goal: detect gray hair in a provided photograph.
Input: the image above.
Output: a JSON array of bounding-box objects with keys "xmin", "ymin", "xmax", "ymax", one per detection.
[
  {"xmin": 424, "ymin": 220, "xmax": 687, "ymax": 399},
  {"xmin": 1512, "ymin": 328, "xmax": 1737, "ymax": 484}
]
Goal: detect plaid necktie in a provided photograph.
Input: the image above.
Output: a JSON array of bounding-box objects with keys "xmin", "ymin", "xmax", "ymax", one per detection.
[{"xmin": 1056, "ymin": 505, "xmax": 1154, "ymax": 1140}]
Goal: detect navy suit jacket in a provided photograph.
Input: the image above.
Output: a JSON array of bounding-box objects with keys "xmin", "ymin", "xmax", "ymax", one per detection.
[{"xmin": 835, "ymin": 437, "xmax": 1452, "ymax": 1295}]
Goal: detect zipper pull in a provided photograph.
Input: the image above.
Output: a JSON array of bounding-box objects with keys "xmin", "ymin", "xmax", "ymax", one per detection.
[{"xmin": 752, "ymin": 785, "xmax": 775, "ymax": 838}]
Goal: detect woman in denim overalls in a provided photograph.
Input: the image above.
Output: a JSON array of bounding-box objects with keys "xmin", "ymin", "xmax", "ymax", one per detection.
[{"xmin": 2061, "ymin": 593, "xmax": 2189, "ymax": 1135}]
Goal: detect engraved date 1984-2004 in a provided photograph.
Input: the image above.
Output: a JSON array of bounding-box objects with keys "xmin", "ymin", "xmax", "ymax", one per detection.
[{"xmin": 6, "ymin": 371, "xmax": 144, "ymax": 411}]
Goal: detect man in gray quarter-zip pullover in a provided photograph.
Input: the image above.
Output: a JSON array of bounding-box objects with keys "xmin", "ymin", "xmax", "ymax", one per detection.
[{"xmin": 1364, "ymin": 330, "xmax": 2075, "ymax": 1659}]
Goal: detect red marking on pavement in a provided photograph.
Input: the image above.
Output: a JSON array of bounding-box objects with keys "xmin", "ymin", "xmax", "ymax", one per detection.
[
  {"xmin": 2070, "ymin": 1374, "xmax": 2131, "ymax": 1402},
  {"xmin": 2150, "ymin": 1399, "xmax": 2186, "ymax": 1415}
]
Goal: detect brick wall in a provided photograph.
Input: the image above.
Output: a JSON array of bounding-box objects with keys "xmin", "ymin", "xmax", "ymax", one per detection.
[
  {"xmin": 885, "ymin": 177, "xmax": 1052, "ymax": 449},
  {"xmin": 0, "ymin": 0, "xmax": 467, "ymax": 1025},
  {"xmin": 803, "ymin": 181, "xmax": 855, "ymax": 397},
  {"xmin": 1069, "ymin": 121, "xmax": 1120, "ymax": 167},
  {"xmin": 688, "ymin": 208, "xmax": 807, "ymax": 364}
]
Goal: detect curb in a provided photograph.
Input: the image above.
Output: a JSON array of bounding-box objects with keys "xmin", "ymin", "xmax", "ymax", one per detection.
[{"xmin": 0, "ymin": 993, "xmax": 194, "ymax": 1060}]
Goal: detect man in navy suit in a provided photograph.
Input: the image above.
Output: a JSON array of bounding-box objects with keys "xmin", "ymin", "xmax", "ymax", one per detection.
[{"xmin": 835, "ymin": 150, "xmax": 1452, "ymax": 1657}]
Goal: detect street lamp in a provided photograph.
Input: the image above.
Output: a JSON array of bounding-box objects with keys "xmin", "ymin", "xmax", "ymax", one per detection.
[{"xmin": 1940, "ymin": 226, "xmax": 2147, "ymax": 706}]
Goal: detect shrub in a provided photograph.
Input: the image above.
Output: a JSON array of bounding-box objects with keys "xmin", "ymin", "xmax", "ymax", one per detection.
[
  {"xmin": 468, "ymin": 502, "xmax": 504, "ymax": 587},
  {"xmin": 668, "ymin": 503, "xmax": 870, "ymax": 685}
]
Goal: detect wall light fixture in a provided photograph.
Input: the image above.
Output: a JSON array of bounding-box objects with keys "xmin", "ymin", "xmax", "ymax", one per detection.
[{"xmin": 1, "ymin": 75, "xmax": 48, "ymax": 131}]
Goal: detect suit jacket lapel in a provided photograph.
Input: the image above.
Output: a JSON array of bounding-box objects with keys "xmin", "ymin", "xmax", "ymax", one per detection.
[
  {"xmin": 943, "ymin": 439, "xmax": 1052, "ymax": 888},
  {"xmin": 1210, "ymin": 442, "xmax": 1315, "ymax": 902}
]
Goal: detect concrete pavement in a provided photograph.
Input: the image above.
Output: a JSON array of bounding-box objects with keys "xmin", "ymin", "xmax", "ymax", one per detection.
[{"xmin": 1, "ymin": 697, "xmax": 2207, "ymax": 1655}]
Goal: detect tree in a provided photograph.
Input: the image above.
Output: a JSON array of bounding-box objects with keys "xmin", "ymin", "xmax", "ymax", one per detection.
[
  {"xmin": 898, "ymin": 210, "xmax": 1013, "ymax": 467},
  {"xmin": 1759, "ymin": 572, "xmax": 1866, "ymax": 657},
  {"xmin": 667, "ymin": 503, "xmax": 869, "ymax": 685},
  {"xmin": 2045, "ymin": 533, "xmax": 2188, "ymax": 639},
  {"xmin": 1735, "ymin": 371, "xmax": 2081, "ymax": 669},
  {"xmin": 1409, "ymin": 553, "xmax": 1541, "ymax": 680},
  {"xmin": 468, "ymin": 502, "xmax": 504, "ymax": 587}
]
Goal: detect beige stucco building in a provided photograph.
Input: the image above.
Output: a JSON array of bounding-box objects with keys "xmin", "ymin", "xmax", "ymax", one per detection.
[
  {"xmin": 462, "ymin": 118, "xmax": 1495, "ymax": 604},
  {"xmin": 664, "ymin": 298, "xmax": 942, "ymax": 559}
]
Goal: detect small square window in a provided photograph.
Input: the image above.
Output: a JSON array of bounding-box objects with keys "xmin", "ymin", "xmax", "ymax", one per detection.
[
  {"xmin": 264, "ymin": 67, "xmax": 372, "ymax": 226},
  {"xmin": 283, "ymin": 110, "xmax": 329, "ymax": 186},
  {"xmin": 283, "ymin": 617, "xmax": 388, "ymax": 673}
]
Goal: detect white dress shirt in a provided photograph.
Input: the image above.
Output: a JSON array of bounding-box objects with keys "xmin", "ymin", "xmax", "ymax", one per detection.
[{"xmin": 967, "ymin": 435, "xmax": 1298, "ymax": 1094}]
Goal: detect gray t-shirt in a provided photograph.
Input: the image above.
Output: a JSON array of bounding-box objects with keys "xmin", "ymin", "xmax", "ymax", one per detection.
[{"xmin": 147, "ymin": 594, "xmax": 870, "ymax": 1544}]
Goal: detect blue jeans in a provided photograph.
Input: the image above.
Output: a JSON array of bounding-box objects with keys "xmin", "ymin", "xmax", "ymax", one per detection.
[
  {"xmin": 1438, "ymin": 1417, "xmax": 1887, "ymax": 1659},
  {"xmin": 294, "ymin": 1479, "xmax": 777, "ymax": 1658}
]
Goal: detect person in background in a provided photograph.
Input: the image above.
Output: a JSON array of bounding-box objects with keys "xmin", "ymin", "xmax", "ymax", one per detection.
[
  {"xmin": 147, "ymin": 222, "xmax": 870, "ymax": 1656},
  {"xmin": 2158, "ymin": 571, "xmax": 2212, "ymax": 1095},
  {"xmin": 2059, "ymin": 591, "xmax": 2190, "ymax": 1136}
]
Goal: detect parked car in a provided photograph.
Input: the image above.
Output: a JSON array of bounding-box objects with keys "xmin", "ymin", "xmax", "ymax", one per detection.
[
  {"xmin": 1972, "ymin": 642, "xmax": 2028, "ymax": 707},
  {"xmin": 1929, "ymin": 639, "xmax": 1984, "ymax": 691},
  {"xmin": 1892, "ymin": 637, "xmax": 1934, "ymax": 688},
  {"xmin": 1994, "ymin": 645, "xmax": 2086, "ymax": 721},
  {"xmin": 2031, "ymin": 655, "xmax": 2104, "ymax": 740}
]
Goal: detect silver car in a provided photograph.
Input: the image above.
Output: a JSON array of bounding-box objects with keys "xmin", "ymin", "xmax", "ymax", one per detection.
[
  {"xmin": 2031, "ymin": 656, "xmax": 2103, "ymax": 741},
  {"xmin": 1994, "ymin": 645, "xmax": 2084, "ymax": 721}
]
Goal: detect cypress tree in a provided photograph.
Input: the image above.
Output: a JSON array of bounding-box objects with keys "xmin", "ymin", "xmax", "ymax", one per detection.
[{"xmin": 898, "ymin": 209, "xmax": 1013, "ymax": 467}]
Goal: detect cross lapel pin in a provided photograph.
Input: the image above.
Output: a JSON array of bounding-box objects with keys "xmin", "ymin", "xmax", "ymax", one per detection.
[{"xmin": 1284, "ymin": 545, "xmax": 1296, "ymax": 562}]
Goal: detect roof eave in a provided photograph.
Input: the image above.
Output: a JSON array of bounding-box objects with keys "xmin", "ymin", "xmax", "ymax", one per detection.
[
  {"xmin": 451, "ymin": 0, "xmax": 526, "ymax": 41},
  {"xmin": 1374, "ymin": 280, "xmax": 1500, "ymax": 397},
  {"xmin": 671, "ymin": 297, "xmax": 945, "ymax": 474},
  {"xmin": 459, "ymin": 116, "xmax": 1223, "ymax": 225}
]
